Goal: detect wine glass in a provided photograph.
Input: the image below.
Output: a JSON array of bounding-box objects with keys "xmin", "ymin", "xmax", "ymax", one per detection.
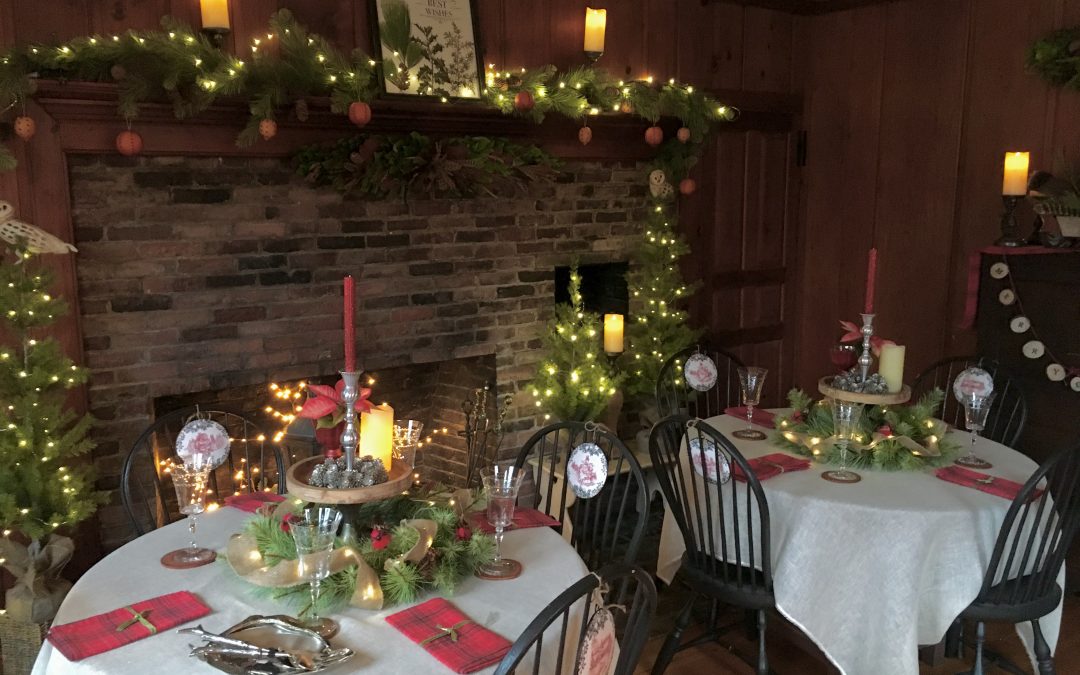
[
  {"xmin": 733, "ymin": 367, "xmax": 769, "ymax": 440},
  {"xmin": 955, "ymin": 392, "xmax": 996, "ymax": 469},
  {"xmin": 830, "ymin": 343, "xmax": 859, "ymax": 372},
  {"xmin": 393, "ymin": 420, "xmax": 424, "ymax": 468},
  {"xmin": 290, "ymin": 507, "xmax": 344, "ymax": 638},
  {"xmin": 161, "ymin": 464, "xmax": 217, "ymax": 568},
  {"xmin": 478, "ymin": 464, "xmax": 525, "ymax": 580},
  {"xmin": 822, "ymin": 399, "xmax": 865, "ymax": 484}
]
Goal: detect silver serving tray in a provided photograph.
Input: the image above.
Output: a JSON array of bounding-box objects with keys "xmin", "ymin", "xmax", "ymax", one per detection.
[{"xmin": 188, "ymin": 615, "xmax": 354, "ymax": 674}]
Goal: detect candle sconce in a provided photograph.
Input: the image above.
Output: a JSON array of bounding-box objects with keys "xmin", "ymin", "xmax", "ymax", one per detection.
[{"xmin": 996, "ymin": 195, "xmax": 1025, "ymax": 247}]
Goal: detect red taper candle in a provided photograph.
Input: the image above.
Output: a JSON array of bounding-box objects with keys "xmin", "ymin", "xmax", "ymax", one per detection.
[
  {"xmin": 343, "ymin": 275, "xmax": 356, "ymax": 372},
  {"xmin": 863, "ymin": 248, "xmax": 878, "ymax": 314}
]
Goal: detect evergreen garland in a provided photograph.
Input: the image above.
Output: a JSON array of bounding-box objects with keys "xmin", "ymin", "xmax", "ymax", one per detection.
[
  {"xmin": 528, "ymin": 264, "xmax": 625, "ymax": 422},
  {"xmin": 295, "ymin": 132, "xmax": 559, "ymax": 200},
  {"xmin": 236, "ymin": 493, "xmax": 494, "ymax": 615},
  {"xmin": 0, "ymin": 242, "xmax": 105, "ymax": 543},
  {"xmin": 772, "ymin": 388, "xmax": 963, "ymax": 471},
  {"xmin": 622, "ymin": 141, "xmax": 705, "ymax": 400},
  {"xmin": 0, "ymin": 10, "xmax": 737, "ymax": 169}
]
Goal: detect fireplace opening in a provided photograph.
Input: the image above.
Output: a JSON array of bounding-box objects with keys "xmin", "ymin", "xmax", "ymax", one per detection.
[
  {"xmin": 151, "ymin": 354, "xmax": 498, "ymax": 488},
  {"xmin": 554, "ymin": 261, "xmax": 630, "ymax": 316}
]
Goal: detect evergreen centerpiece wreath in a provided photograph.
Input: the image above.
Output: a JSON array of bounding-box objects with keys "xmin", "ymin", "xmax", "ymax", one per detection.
[
  {"xmin": 772, "ymin": 389, "xmax": 962, "ymax": 471},
  {"xmin": 226, "ymin": 490, "xmax": 495, "ymax": 615}
]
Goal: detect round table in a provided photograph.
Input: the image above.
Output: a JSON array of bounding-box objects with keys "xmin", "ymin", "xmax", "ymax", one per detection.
[
  {"xmin": 33, "ymin": 507, "xmax": 589, "ymax": 675},
  {"xmin": 655, "ymin": 412, "xmax": 1062, "ymax": 675}
]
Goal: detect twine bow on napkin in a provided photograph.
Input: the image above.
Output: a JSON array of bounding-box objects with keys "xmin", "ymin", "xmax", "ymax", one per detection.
[
  {"xmin": 419, "ymin": 620, "xmax": 472, "ymax": 646},
  {"xmin": 115, "ymin": 607, "xmax": 156, "ymax": 634}
]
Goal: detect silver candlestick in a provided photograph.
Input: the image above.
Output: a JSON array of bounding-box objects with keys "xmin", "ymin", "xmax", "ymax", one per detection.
[
  {"xmin": 858, "ymin": 313, "xmax": 875, "ymax": 384},
  {"xmin": 339, "ymin": 371, "xmax": 361, "ymax": 473}
]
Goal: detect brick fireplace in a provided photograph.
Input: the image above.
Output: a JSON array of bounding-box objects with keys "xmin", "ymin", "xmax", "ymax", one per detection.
[{"xmin": 69, "ymin": 153, "xmax": 646, "ymax": 549}]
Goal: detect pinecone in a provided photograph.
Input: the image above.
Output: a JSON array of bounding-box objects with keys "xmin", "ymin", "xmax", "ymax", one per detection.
[
  {"xmin": 831, "ymin": 368, "xmax": 889, "ymax": 394},
  {"xmin": 416, "ymin": 549, "xmax": 438, "ymax": 580}
]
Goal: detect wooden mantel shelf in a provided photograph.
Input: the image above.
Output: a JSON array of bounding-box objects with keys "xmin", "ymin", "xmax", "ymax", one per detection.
[{"xmin": 28, "ymin": 80, "xmax": 795, "ymax": 162}]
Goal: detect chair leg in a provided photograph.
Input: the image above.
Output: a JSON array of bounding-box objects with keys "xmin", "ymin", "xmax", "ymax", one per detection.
[
  {"xmin": 944, "ymin": 619, "xmax": 962, "ymax": 659},
  {"xmin": 1032, "ymin": 619, "xmax": 1055, "ymax": 675},
  {"xmin": 973, "ymin": 621, "xmax": 985, "ymax": 675},
  {"xmin": 757, "ymin": 610, "xmax": 768, "ymax": 675},
  {"xmin": 651, "ymin": 593, "xmax": 697, "ymax": 675}
]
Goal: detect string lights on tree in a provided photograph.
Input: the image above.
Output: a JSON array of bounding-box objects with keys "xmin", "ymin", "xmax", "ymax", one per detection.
[{"xmin": 0, "ymin": 241, "xmax": 105, "ymax": 546}]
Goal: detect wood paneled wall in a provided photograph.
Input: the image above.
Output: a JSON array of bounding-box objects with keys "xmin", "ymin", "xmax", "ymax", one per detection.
[{"xmin": 794, "ymin": 0, "xmax": 1079, "ymax": 392}]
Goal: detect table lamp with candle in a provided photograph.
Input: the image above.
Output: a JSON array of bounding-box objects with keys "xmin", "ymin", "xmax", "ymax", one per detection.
[{"xmin": 997, "ymin": 151, "xmax": 1029, "ymax": 247}]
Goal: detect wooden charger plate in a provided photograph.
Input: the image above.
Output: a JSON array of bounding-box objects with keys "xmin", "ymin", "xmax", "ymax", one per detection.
[
  {"xmin": 285, "ymin": 456, "xmax": 413, "ymax": 505},
  {"xmin": 818, "ymin": 377, "xmax": 911, "ymax": 406}
]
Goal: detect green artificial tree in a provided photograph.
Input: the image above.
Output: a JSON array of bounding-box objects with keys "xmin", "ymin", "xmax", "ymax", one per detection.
[
  {"xmin": 0, "ymin": 241, "xmax": 103, "ymax": 621},
  {"xmin": 623, "ymin": 142, "xmax": 704, "ymax": 400},
  {"xmin": 529, "ymin": 265, "xmax": 624, "ymax": 422}
]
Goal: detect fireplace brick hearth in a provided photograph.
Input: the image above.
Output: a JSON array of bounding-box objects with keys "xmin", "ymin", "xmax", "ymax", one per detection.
[{"xmin": 68, "ymin": 154, "xmax": 646, "ymax": 549}]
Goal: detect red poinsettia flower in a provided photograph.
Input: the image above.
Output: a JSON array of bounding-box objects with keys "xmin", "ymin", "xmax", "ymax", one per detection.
[
  {"xmin": 280, "ymin": 513, "xmax": 300, "ymax": 533},
  {"xmin": 298, "ymin": 379, "xmax": 373, "ymax": 425},
  {"xmin": 839, "ymin": 320, "xmax": 896, "ymax": 358}
]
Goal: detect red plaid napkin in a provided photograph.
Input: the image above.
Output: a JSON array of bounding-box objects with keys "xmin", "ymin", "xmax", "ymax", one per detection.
[
  {"xmin": 733, "ymin": 453, "xmax": 811, "ymax": 482},
  {"xmin": 725, "ymin": 406, "xmax": 777, "ymax": 428},
  {"xmin": 468, "ymin": 508, "xmax": 560, "ymax": 534},
  {"xmin": 935, "ymin": 466, "xmax": 1034, "ymax": 501},
  {"xmin": 386, "ymin": 597, "xmax": 511, "ymax": 673},
  {"xmin": 224, "ymin": 492, "xmax": 286, "ymax": 513},
  {"xmin": 47, "ymin": 591, "xmax": 210, "ymax": 662}
]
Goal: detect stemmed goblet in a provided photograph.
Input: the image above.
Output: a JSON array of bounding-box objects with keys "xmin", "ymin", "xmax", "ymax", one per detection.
[
  {"xmin": 822, "ymin": 399, "xmax": 865, "ymax": 484},
  {"xmin": 732, "ymin": 367, "xmax": 769, "ymax": 441},
  {"xmin": 290, "ymin": 507, "xmax": 344, "ymax": 639},
  {"xmin": 477, "ymin": 464, "xmax": 525, "ymax": 580},
  {"xmin": 955, "ymin": 392, "xmax": 996, "ymax": 469},
  {"xmin": 161, "ymin": 464, "xmax": 217, "ymax": 568}
]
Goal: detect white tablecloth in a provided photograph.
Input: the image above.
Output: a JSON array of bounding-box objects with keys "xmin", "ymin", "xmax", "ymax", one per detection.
[
  {"xmin": 33, "ymin": 508, "xmax": 589, "ymax": 675},
  {"xmin": 655, "ymin": 412, "xmax": 1062, "ymax": 675}
]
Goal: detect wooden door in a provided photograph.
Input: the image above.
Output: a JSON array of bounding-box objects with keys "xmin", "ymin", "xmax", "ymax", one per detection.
[{"xmin": 682, "ymin": 125, "xmax": 801, "ymax": 407}]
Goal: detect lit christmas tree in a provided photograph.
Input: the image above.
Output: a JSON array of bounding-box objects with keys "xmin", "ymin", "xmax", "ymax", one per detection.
[
  {"xmin": 0, "ymin": 242, "xmax": 102, "ymax": 545},
  {"xmin": 624, "ymin": 147, "xmax": 703, "ymax": 400},
  {"xmin": 529, "ymin": 265, "xmax": 624, "ymax": 422}
]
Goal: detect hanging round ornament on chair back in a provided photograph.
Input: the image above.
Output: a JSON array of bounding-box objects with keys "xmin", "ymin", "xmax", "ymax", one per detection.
[
  {"xmin": 953, "ymin": 367, "xmax": 994, "ymax": 403},
  {"xmin": 567, "ymin": 442, "xmax": 608, "ymax": 499},
  {"xmin": 689, "ymin": 436, "xmax": 730, "ymax": 485},
  {"xmin": 176, "ymin": 418, "xmax": 231, "ymax": 470},
  {"xmin": 575, "ymin": 603, "xmax": 620, "ymax": 675},
  {"xmin": 684, "ymin": 352, "xmax": 718, "ymax": 392}
]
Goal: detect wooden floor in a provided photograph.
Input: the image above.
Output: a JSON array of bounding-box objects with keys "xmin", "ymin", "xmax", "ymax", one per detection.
[{"xmin": 634, "ymin": 593, "xmax": 1080, "ymax": 674}]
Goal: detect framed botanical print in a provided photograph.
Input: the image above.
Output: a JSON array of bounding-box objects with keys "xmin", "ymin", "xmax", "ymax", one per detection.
[{"xmin": 371, "ymin": 0, "xmax": 485, "ymax": 100}]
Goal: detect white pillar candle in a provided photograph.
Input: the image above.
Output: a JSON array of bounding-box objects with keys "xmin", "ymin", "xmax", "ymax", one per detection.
[
  {"xmin": 583, "ymin": 8, "xmax": 607, "ymax": 54},
  {"xmin": 360, "ymin": 403, "xmax": 394, "ymax": 470},
  {"xmin": 603, "ymin": 313, "xmax": 624, "ymax": 353},
  {"xmin": 1002, "ymin": 151, "xmax": 1030, "ymax": 196},
  {"xmin": 878, "ymin": 344, "xmax": 906, "ymax": 393}
]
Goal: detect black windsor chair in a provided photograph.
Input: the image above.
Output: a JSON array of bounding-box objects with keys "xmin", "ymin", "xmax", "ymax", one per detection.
[
  {"xmin": 493, "ymin": 563, "xmax": 657, "ymax": 675},
  {"xmin": 956, "ymin": 444, "xmax": 1080, "ymax": 675},
  {"xmin": 912, "ymin": 356, "xmax": 1028, "ymax": 448},
  {"xmin": 120, "ymin": 407, "xmax": 286, "ymax": 538},
  {"xmin": 655, "ymin": 346, "xmax": 745, "ymax": 420},
  {"xmin": 648, "ymin": 415, "xmax": 774, "ymax": 675},
  {"xmin": 513, "ymin": 421, "xmax": 649, "ymax": 571}
]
